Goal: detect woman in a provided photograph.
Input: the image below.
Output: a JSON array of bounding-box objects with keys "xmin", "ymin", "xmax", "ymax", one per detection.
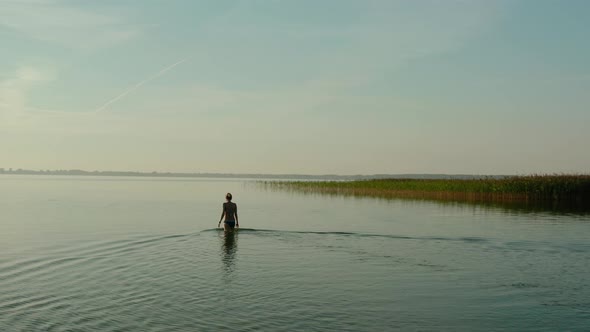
[{"xmin": 218, "ymin": 193, "xmax": 239, "ymax": 230}]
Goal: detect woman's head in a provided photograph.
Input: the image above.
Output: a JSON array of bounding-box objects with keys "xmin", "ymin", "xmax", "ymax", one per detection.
[{"xmin": 226, "ymin": 193, "xmax": 232, "ymax": 201}]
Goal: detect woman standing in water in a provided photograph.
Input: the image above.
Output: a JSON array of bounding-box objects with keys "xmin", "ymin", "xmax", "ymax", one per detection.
[{"xmin": 218, "ymin": 193, "xmax": 239, "ymax": 231}]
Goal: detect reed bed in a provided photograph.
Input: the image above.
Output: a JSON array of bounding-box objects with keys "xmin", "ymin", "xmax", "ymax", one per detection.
[{"xmin": 263, "ymin": 175, "xmax": 590, "ymax": 205}]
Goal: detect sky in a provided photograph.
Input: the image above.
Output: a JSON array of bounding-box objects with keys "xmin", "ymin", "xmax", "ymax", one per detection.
[{"xmin": 1, "ymin": 0, "xmax": 589, "ymax": 175}]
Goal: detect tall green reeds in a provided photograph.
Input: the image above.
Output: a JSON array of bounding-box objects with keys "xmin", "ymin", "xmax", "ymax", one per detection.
[{"xmin": 263, "ymin": 175, "xmax": 590, "ymax": 205}]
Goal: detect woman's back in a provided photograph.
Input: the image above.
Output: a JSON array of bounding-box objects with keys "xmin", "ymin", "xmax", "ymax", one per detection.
[{"xmin": 223, "ymin": 202, "xmax": 237, "ymax": 221}]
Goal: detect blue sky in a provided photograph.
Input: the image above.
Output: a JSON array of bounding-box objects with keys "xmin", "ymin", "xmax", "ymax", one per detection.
[{"xmin": 1, "ymin": 0, "xmax": 589, "ymax": 175}]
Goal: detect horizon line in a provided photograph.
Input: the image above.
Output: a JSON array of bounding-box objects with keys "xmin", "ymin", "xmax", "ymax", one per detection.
[{"xmin": 0, "ymin": 168, "xmax": 562, "ymax": 178}]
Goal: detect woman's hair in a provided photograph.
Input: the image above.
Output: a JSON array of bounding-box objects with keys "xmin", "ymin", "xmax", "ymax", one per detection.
[{"xmin": 226, "ymin": 193, "xmax": 232, "ymax": 201}]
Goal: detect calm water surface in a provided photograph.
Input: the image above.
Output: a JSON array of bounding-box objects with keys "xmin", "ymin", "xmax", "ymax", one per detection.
[{"xmin": 0, "ymin": 175, "xmax": 589, "ymax": 331}]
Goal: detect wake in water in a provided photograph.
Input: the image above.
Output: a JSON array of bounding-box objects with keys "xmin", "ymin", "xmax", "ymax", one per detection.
[
  {"xmin": 1, "ymin": 226, "xmax": 589, "ymax": 331},
  {"xmin": 200, "ymin": 228, "xmax": 490, "ymax": 243}
]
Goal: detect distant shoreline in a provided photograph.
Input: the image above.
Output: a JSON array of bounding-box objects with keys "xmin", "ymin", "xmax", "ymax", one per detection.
[{"xmin": 0, "ymin": 168, "xmax": 506, "ymax": 181}]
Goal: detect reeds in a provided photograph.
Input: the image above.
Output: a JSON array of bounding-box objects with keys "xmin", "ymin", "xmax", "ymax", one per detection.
[{"xmin": 263, "ymin": 174, "xmax": 590, "ymax": 206}]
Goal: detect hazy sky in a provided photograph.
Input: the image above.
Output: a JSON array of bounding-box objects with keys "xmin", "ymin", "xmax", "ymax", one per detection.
[{"xmin": 1, "ymin": 0, "xmax": 589, "ymax": 175}]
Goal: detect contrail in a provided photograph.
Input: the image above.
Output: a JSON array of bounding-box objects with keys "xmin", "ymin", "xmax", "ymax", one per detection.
[{"xmin": 94, "ymin": 58, "xmax": 187, "ymax": 113}]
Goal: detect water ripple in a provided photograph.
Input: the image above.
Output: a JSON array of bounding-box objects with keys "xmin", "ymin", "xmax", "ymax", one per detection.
[{"xmin": 1, "ymin": 228, "xmax": 589, "ymax": 331}]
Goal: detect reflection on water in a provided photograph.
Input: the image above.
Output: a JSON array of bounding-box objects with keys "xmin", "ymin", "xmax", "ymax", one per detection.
[
  {"xmin": 400, "ymin": 198, "xmax": 590, "ymax": 217},
  {"xmin": 220, "ymin": 230, "xmax": 238, "ymax": 275}
]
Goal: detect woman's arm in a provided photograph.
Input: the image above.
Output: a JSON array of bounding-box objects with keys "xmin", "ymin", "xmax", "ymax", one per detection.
[
  {"xmin": 218, "ymin": 204, "xmax": 225, "ymax": 227},
  {"xmin": 235, "ymin": 205, "xmax": 239, "ymax": 227}
]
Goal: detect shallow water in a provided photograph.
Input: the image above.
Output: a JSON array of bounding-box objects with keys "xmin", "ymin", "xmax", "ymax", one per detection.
[{"xmin": 1, "ymin": 175, "xmax": 589, "ymax": 331}]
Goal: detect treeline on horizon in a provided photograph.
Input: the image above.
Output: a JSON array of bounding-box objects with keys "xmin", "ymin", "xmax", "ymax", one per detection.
[
  {"xmin": 0, "ymin": 168, "xmax": 503, "ymax": 180},
  {"xmin": 266, "ymin": 174, "xmax": 590, "ymax": 207}
]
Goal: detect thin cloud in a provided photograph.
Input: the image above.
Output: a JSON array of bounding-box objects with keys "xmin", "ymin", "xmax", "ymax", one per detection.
[
  {"xmin": 0, "ymin": 65, "xmax": 56, "ymax": 121},
  {"xmin": 94, "ymin": 58, "xmax": 188, "ymax": 113},
  {"xmin": 0, "ymin": 0, "xmax": 141, "ymax": 50}
]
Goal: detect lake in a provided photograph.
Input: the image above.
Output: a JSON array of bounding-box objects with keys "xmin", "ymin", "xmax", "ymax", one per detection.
[{"xmin": 1, "ymin": 175, "xmax": 589, "ymax": 331}]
